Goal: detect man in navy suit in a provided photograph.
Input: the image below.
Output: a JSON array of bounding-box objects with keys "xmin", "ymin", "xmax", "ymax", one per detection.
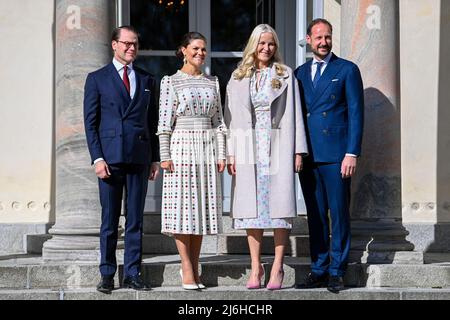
[
  {"xmin": 294, "ymin": 19, "xmax": 364, "ymax": 293},
  {"xmin": 84, "ymin": 26, "xmax": 160, "ymax": 294}
]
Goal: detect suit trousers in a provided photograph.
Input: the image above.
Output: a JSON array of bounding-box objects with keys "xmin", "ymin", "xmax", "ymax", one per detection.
[
  {"xmin": 299, "ymin": 161, "xmax": 351, "ymax": 277},
  {"xmin": 98, "ymin": 163, "xmax": 149, "ymax": 278}
]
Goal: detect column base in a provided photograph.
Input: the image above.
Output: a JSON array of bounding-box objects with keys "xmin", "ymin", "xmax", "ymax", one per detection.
[
  {"xmin": 350, "ymin": 250, "xmax": 424, "ymax": 264},
  {"xmin": 0, "ymin": 223, "xmax": 51, "ymax": 255},
  {"xmin": 42, "ymin": 235, "xmax": 124, "ymax": 262},
  {"xmin": 404, "ymin": 222, "xmax": 450, "ymax": 253},
  {"xmin": 350, "ymin": 219, "xmax": 418, "ymax": 264}
]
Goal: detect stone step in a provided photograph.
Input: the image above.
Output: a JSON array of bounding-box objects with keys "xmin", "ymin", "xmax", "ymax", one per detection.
[
  {"xmin": 27, "ymin": 232, "xmax": 414, "ymax": 260},
  {"xmin": 27, "ymin": 233, "xmax": 309, "ymax": 256},
  {"xmin": 143, "ymin": 213, "xmax": 310, "ymax": 235},
  {"xmin": 2, "ymin": 254, "xmax": 450, "ymax": 289},
  {"xmin": 217, "ymin": 234, "xmax": 413, "ymax": 258},
  {"xmin": 351, "ymin": 240, "xmax": 415, "ymax": 252},
  {"xmin": 26, "ymin": 234, "xmax": 52, "ymax": 254},
  {"xmin": 364, "ymin": 264, "xmax": 450, "ymax": 288},
  {"xmin": 2, "ymin": 287, "xmax": 450, "ymax": 300},
  {"xmin": 142, "ymin": 234, "xmax": 218, "ymax": 254},
  {"xmin": 351, "ymin": 228, "xmax": 410, "ymax": 239},
  {"xmin": 349, "ymin": 250, "xmax": 424, "ymax": 264},
  {"xmin": 217, "ymin": 234, "xmax": 310, "ymax": 257}
]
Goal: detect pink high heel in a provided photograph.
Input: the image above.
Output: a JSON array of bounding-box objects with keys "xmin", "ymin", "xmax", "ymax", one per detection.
[
  {"xmin": 246, "ymin": 265, "xmax": 264, "ymax": 289},
  {"xmin": 266, "ymin": 269, "xmax": 284, "ymax": 290}
]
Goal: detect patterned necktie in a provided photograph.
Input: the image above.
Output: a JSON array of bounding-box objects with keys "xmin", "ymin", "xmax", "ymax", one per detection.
[
  {"xmin": 312, "ymin": 62, "xmax": 324, "ymax": 89},
  {"xmin": 123, "ymin": 65, "xmax": 130, "ymax": 95}
]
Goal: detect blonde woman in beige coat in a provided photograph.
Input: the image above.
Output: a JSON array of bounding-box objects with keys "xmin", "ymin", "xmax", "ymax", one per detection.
[{"xmin": 224, "ymin": 24, "xmax": 308, "ymax": 290}]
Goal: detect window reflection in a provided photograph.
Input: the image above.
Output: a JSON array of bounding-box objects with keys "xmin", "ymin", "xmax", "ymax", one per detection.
[
  {"xmin": 134, "ymin": 56, "xmax": 181, "ymax": 99},
  {"xmin": 131, "ymin": 0, "xmax": 189, "ymax": 51},
  {"xmin": 211, "ymin": 58, "xmax": 241, "ymax": 104},
  {"xmin": 211, "ymin": 0, "xmax": 256, "ymax": 51}
]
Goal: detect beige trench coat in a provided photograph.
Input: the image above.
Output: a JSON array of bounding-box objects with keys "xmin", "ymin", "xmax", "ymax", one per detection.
[{"xmin": 224, "ymin": 64, "xmax": 308, "ymax": 219}]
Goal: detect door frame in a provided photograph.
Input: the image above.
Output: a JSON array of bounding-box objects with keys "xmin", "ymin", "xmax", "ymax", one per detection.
[{"xmin": 116, "ymin": 0, "xmax": 323, "ymax": 214}]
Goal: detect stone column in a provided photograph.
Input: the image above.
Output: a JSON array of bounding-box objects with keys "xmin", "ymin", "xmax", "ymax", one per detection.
[
  {"xmin": 341, "ymin": 0, "xmax": 417, "ymax": 263},
  {"xmin": 42, "ymin": 0, "xmax": 116, "ymax": 261},
  {"xmin": 400, "ymin": 0, "xmax": 450, "ymax": 253}
]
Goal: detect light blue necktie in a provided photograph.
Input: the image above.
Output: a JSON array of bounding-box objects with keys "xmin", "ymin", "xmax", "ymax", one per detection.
[{"xmin": 312, "ymin": 62, "xmax": 324, "ymax": 89}]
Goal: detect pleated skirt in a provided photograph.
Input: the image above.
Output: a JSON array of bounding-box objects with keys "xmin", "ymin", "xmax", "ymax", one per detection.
[{"xmin": 161, "ymin": 117, "xmax": 222, "ymax": 236}]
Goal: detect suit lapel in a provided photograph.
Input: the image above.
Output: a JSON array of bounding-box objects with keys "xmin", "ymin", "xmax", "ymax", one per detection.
[
  {"xmin": 311, "ymin": 54, "xmax": 344, "ymax": 107},
  {"xmin": 108, "ymin": 63, "xmax": 131, "ymax": 107},
  {"xmin": 123, "ymin": 69, "xmax": 142, "ymax": 118},
  {"xmin": 299, "ymin": 61, "xmax": 314, "ymax": 111},
  {"xmin": 304, "ymin": 60, "xmax": 314, "ymax": 94}
]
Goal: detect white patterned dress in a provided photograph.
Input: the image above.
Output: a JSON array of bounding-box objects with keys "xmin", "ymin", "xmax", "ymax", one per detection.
[
  {"xmin": 157, "ymin": 70, "xmax": 226, "ymax": 236},
  {"xmin": 233, "ymin": 68, "xmax": 292, "ymax": 230}
]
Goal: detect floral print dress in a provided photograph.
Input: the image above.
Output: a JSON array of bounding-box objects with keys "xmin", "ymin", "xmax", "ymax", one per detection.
[{"xmin": 233, "ymin": 68, "xmax": 292, "ymax": 230}]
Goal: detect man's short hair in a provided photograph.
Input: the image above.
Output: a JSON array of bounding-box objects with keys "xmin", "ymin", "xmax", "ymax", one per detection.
[
  {"xmin": 307, "ymin": 18, "xmax": 333, "ymax": 36},
  {"xmin": 111, "ymin": 25, "xmax": 140, "ymax": 42}
]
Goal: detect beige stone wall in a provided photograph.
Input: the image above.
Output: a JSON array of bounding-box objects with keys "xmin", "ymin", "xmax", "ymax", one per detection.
[
  {"xmin": 324, "ymin": 0, "xmax": 341, "ymax": 56},
  {"xmin": 400, "ymin": 0, "xmax": 450, "ymax": 223},
  {"xmin": 0, "ymin": 0, "xmax": 54, "ymax": 223}
]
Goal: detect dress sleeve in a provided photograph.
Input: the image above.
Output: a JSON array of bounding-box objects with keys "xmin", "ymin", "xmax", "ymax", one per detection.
[
  {"xmin": 157, "ymin": 75, "xmax": 177, "ymax": 161},
  {"xmin": 211, "ymin": 77, "xmax": 227, "ymax": 161}
]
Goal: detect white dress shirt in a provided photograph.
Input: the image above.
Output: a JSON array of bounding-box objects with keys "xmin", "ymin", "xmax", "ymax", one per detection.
[
  {"xmin": 310, "ymin": 52, "xmax": 332, "ymax": 81},
  {"xmin": 113, "ymin": 58, "xmax": 136, "ymax": 99}
]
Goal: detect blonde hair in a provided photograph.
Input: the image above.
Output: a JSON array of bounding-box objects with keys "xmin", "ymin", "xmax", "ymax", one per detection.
[{"xmin": 233, "ymin": 24, "xmax": 286, "ymax": 80}]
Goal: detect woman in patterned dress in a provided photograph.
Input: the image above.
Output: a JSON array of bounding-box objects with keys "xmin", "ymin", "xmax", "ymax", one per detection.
[
  {"xmin": 224, "ymin": 25, "xmax": 308, "ymax": 290},
  {"xmin": 157, "ymin": 32, "xmax": 226, "ymax": 290}
]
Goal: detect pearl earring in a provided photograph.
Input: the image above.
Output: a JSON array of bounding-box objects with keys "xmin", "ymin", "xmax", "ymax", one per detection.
[{"xmin": 183, "ymin": 56, "xmax": 187, "ymax": 64}]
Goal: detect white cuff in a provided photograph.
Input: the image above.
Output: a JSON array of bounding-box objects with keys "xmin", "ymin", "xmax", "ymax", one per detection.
[{"xmin": 93, "ymin": 158, "xmax": 104, "ymax": 165}]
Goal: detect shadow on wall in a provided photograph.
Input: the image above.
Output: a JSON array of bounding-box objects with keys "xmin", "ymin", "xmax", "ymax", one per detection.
[
  {"xmin": 350, "ymin": 87, "xmax": 414, "ymax": 264},
  {"xmin": 427, "ymin": 0, "xmax": 450, "ymax": 254}
]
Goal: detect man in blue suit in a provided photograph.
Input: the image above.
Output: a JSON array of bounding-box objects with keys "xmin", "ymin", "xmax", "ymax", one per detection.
[
  {"xmin": 84, "ymin": 26, "xmax": 160, "ymax": 294},
  {"xmin": 294, "ymin": 19, "xmax": 364, "ymax": 293}
]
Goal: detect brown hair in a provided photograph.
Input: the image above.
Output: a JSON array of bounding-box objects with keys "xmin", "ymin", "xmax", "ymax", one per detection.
[
  {"xmin": 111, "ymin": 25, "xmax": 140, "ymax": 42},
  {"xmin": 175, "ymin": 32, "xmax": 207, "ymax": 59},
  {"xmin": 307, "ymin": 18, "xmax": 333, "ymax": 36}
]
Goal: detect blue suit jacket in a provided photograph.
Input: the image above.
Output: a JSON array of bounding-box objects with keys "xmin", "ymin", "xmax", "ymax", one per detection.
[
  {"xmin": 83, "ymin": 63, "xmax": 159, "ymax": 165},
  {"xmin": 294, "ymin": 53, "xmax": 364, "ymax": 163}
]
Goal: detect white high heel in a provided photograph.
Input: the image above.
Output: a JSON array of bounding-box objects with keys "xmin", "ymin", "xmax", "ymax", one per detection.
[
  {"xmin": 197, "ymin": 283, "xmax": 206, "ymax": 289},
  {"xmin": 179, "ymin": 269, "xmax": 199, "ymax": 290}
]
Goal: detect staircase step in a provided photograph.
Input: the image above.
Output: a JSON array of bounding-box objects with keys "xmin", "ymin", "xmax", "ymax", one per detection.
[
  {"xmin": 0, "ymin": 255, "xmax": 357, "ymax": 289},
  {"xmin": 350, "ymin": 250, "xmax": 424, "ymax": 264},
  {"xmin": 365, "ymin": 264, "xmax": 450, "ymax": 288},
  {"xmin": 351, "ymin": 240, "xmax": 414, "ymax": 252},
  {"xmin": 143, "ymin": 213, "xmax": 310, "ymax": 235},
  {"xmin": 142, "ymin": 234, "xmax": 217, "ymax": 254},
  {"xmin": 2, "ymin": 253, "xmax": 450, "ymax": 289},
  {"xmin": 143, "ymin": 213, "xmax": 162, "ymax": 234},
  {"xmin": 217, "ymin": 234, "xmax": 310, "ymax": 257},
  {"xmin": 26, "ymin": 234, "xmax": 52, "ymax": 254},
  {"xmin": 1, "ymin": 287, "xmax": 450, "ymax": 300}
]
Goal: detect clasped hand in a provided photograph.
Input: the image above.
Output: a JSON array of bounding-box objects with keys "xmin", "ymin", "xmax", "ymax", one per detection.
[{"xmin": 161, "ymin": 160, "xmax": 226, "ymax": 173}]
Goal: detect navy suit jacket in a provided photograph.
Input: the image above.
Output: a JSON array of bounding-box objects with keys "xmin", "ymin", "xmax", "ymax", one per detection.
[
  {"xmin": 83, "ymin": 63, "xmax": 159, "ymax": 165},
  {"xmin": 294, "ymin": 53, "xmax": 364, "ymax": 163}
]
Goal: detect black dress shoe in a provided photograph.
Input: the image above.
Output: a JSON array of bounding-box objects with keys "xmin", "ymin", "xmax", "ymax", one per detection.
[
  {"xmin": 122, "ymin": 276, "xmax": 151, "ymax": 291},
  {"xmin": 96, "ymin": 276, "xmax": 114, "ymax": 294},
  {"xmin": 327, "ymin": 276, "xmax": 344, "ymax": 293},
  {"xmin": 295, "ymin": 272, "xmax": 328, "ymax": 289}
]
